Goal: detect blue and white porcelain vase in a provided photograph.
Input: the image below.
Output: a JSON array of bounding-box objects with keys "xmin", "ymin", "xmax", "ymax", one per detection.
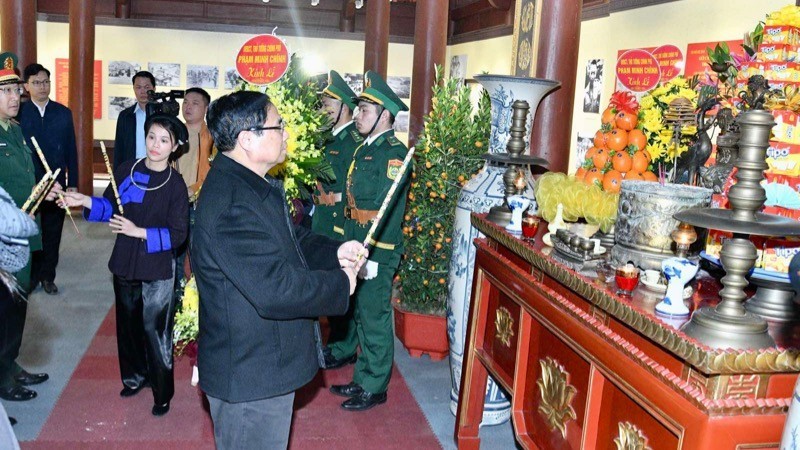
[
  {"xmin": 781, "ymin": 375, "xmax": 800, "ymax": 449},
  {"xmin": 655, "ymin": 258, "xmax": 696, "ymax": 316},
  {"xmin": 447, "ymin": 75, "xmax": 559, "ymax": 425}
]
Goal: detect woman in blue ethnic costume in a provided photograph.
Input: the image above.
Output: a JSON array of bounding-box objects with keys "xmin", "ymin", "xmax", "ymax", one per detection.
[{"xmin": 59, "ymin": 115, "xmax": 189, "ymax": 417}]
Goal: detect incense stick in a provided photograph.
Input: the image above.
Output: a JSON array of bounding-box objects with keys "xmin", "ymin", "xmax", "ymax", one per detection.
[{"xmin": 99, "ymin": 141, "xmax": 124, "ymax": 214}]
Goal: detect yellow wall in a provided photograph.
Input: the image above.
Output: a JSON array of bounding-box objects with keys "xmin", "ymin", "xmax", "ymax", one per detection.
[
  {"xmin": 25, "ymin": 21, "xmax": 413, "ymax": 140},
  {"xmin": 0, "ymin": 0, "xmax": 790, "ymax": 152}
]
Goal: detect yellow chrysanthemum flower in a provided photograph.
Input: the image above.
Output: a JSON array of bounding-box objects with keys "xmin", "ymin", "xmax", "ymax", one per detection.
[{"xmin": 639, "ymin": 95, "xmax": 655, "ymax": 110}]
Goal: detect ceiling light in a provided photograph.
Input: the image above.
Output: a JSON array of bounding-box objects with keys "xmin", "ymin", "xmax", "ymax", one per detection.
[
  {"xmin": 311, "ymin": 0, "xmax": 319, "ymax": 5},
  {"xmin": 355, "ymin": 0, "xmax": 363, "ymax": 9}
]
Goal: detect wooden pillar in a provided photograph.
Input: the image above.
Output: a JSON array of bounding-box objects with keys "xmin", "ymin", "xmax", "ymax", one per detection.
[
  {"xmin": 363, "ymin": 0, "xmax": 390, "ymax": 77},
  {"xmin": 0, "ymin": 0, "xmax": 37, "ymax": 69},
  {"xmin": 69, "ymin": 0, "xmax": 95, "ymax": 194},
  {"xmin": 528, "ymin": 0, "xmax": 581, "ymax": 173},
  {"xmin": 408, "ymin": 0, "xmax": 447, "ymax": 148}
]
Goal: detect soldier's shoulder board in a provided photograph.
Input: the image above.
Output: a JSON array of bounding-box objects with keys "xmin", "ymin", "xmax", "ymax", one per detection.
[
  {"xmin": 387, "ymin": 135, "xmax": 404, "ymax": 147},
  {"xmin": 387, "ymin": 159, "xmax": 403, "ymax": 180},
  {"xmin": 349, "ymin": 129, "xmax": 364, "ymax": 142}
]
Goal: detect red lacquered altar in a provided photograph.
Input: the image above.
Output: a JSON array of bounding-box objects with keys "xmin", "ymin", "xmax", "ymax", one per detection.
[{"xmin": 455, "ymin": 213, "xmax": 800, "ymax": 449}]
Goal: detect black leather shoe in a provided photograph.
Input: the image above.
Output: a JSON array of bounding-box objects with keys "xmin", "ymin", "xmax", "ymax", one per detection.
[
  {"xmin": 330, "ymin": 382, "xmax": 363, "ymax": 398},
  {"xmin": 8, "ymin": 417, "xmax": 16, "ymax": 426},
  {"xmin": 41, "ymin": 281, "xmax": 58, "ymax": 295},
  {"xmin": 152, "ymin": 402, "xmax": 170, "ymax": 416},
  {"xmin": 341, "ymin": 390, "xmax": 387, "ymax": 411},
  {"xmin": 322, "ymin": 348, "xmax": 357, "ymax": 370},
  {"xmin": 120, "ymin": 384, "xmax": 147, "ymax": 398},
  {"xmin": 14, "ymin": 369, "xmax": 49, "ymax": 386},
  {"xmin": 0, "ymin": 385, "xmax": 37, "ymax": 401}
]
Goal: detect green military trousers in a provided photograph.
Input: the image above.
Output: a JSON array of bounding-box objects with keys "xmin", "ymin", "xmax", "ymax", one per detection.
[{"xmin": 351, "ymin": 261, "xmax": 396, "ymax": 394}]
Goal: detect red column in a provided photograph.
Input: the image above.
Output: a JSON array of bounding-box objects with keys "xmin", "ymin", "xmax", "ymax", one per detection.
[
  {"xmin": 363, "ymin": 0, "xmax": 390, "ymax": 77},
  {"xmin": 528, "ymin": 0, "xmax": 582, "ymax": 173},
  {"xmin": 69, "ymin": 0, "xmax": 96, "ymax": 194},
  {"xmin": 408, "ymin": 0, "xmax": 447, "ymax": 148},
  {"xmin": 0, "ymin": 0, "xmax": 37, "ymax": 69}
]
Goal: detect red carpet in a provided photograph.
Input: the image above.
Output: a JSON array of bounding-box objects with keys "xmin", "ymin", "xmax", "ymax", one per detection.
[{"xmin": 23, "ymin": 308, "xmax": 442, "ymax": 449}]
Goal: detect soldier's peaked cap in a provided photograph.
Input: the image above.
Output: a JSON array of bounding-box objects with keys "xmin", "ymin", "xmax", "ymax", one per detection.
[
  {"xmin": 321, "ymin": 70, "xmax": 358, "ymax": 110},
  {"xmin": 0, "ymin": 53, "xmax": 22, "ymax": 86},
  {"xmin": 353, "ymin": 71, "xmax": 408, "ymax": 117}
]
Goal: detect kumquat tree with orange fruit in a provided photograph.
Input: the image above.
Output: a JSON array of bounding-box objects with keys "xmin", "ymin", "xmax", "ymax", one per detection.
[
  {"xmin": 575, "ymin": 91, "xmax": 658, "ymax": 194},
  {"xmin": 396, "ymin": 66, "xmax": 490, "ymax": 315}
]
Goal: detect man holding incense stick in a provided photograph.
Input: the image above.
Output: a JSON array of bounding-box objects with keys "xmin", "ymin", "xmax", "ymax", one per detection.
[
  {"xmin": 0, "ymin": 52, "xmax": 56, "ymax": 403},
  {"xmin": 330, "ymin": 71, "xmax": 411, "ymax": 412}
]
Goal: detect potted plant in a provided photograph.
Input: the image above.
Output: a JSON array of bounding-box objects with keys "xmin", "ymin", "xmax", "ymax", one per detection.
[{"xmin": 394, "ymin": 66, "xmax": 490, "ymax": 359}]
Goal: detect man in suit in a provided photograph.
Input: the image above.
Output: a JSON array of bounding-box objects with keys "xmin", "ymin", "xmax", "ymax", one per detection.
[
  {"xmin": 113, "ymin": 71, "xmax": 155, "ymax": 170},
  {"xmin": 0, "ymin": 52, "xmax": 53, "ymax": 402},
  {"xmin": 314, "ymin": 70, "xmax": 364, "ymax": 370},
  {"xmin": 329, "ymin": 71, "xmax": 411, "ymax": 411},
  {"xmin": 18, "ymin": 63, "xmax": 78, "ymax": 295},
  {"xmin": 192, "ymin": 90, "xmax": 366, "ymax": 449}
]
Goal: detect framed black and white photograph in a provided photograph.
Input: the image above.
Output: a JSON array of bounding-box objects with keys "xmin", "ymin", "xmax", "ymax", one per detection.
[
  {"xmin": 187, "ymin": 65, "xmax": 219, "ymax": 89},
  {"xmin": 576, "ymin": 132, "xmax": 594, "ymax": 168},
  {"xmin": 583, "ymin": 58, "xmax": 604, "ymax": 113},
  {"xmin": 449, "ymin": 54, "xmax": 467, "ymax": 85},
  {"xmin": 108, "ymin": 61, "xmax": 141, "ymax": 85},
  {"xmin": 108, "ymin": 96, "xmax": 136, "ymax": 120},
  {"xmin": 393, "ymin": 111, "xmax": 409, "ymax": 133},
  {"xmin": 308, "ymin": 72, "xmax": 328, "ymax": 93},
  {"xmin": 387, "ymin": 76, "xmax": 411, "ymax": 99},
  {"xmin": 224, "ymin": 68, "xmax": 243, "ymax": 90},
  {"xmin": 148, "ymin": 62, "xmax": 181, "ymax": 87},
  {"xmin": 343, "ymin": 73, "xmax": 363, "ymax": 94}
]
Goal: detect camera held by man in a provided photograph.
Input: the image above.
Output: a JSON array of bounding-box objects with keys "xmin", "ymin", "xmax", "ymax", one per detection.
[{"xmin": 146, "ymin": 89, "xmax": 184, "ymax": 117}]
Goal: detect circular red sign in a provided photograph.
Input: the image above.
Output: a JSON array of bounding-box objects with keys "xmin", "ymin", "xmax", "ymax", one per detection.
[
  {"xmin": 235, "ymin": 34, "xmax": 290, "ymax": 85},
  {"xmin": 652, "ymin": 44, "xmax": 684, "ymax": 83},
  {"xmin": 616, "ymin": 49, "xmax": 661, "ymax": 92}
]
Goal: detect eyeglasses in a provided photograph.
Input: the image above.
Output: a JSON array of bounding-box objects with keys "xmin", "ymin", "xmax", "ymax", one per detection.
[
  {"xmin": 246, "ymin": 121, "xmax": 285, "ymax": 133},
  {"xmin": 30, "ymin": 80, "xmax": 50, "ymax": 87},
  {"xmin": 0, "ymin": 86, "xmax": 24, "ymax": 96}
]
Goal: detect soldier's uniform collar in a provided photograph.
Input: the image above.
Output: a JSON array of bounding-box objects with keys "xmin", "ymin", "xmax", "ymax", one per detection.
[{"xmin": 366, "ymin": 128, "xmax": 393, "ymax": 146}]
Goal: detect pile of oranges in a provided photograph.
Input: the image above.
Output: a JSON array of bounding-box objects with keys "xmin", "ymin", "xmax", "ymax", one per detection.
[{"xmin": 575, "ymin": 92, "xmax": 658, "ymax": 194}]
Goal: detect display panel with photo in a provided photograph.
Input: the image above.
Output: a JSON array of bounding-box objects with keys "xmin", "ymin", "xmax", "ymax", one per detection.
[
  {"xmin": 450, "ymin": 54, "xmax": 468, "ymax": 85},
  {"xmin": 187, "ymin": 65, "xmax": 219, "ymax": 89},
  {"xmin": 148, "ymin": 62, "xmax": 181, "ymax": 87},
  {"xmin": 308, "ymin": 72, "xmax": 328, "ymax": 93},
  {"xmin": 393, "ymin": 111, "xmax": 409, "ymax": 133},
  {"xmin": 583, "ymin": 58, "xmax": 604, "ymax": 113},
  {"xmin": 576, "ymin": 132, "xmax": 595, "ymax": 169},
  {"xmin": 343, "ymin": 73, "xmax": 363, "ymax": 94},
  {"xmin": 387, "ymin": 76, "xmax": 411, "ymax": 99},
  {"xmin": 108, "ymin": 61, "xmax": 141, "ymax": 85},
  {"xmin": 108, "ymin": 96, "xmax": 136, "ymax": 120},
  {"xmin": 224, "ymin": 68, "xmax": 244, "ymax": 90}
]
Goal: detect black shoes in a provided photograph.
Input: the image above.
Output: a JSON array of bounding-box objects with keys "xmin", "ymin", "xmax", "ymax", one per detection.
[
  {"xmin": 152, "ymin": 402, "xmax": 170, "ymax": 416},
  {"xmin": 8, "ymin": 417, "xmax": 16, "ymax": 426},
  {"xmin": 341, "ymin": 390, "xmax": 387, "ymax": 412},
  {"xmin": 0, "ymin": 385, "xmax": 37, "ymax": 401},
  {"xmin": 322, "ymin": 347, "xmax": 357, "ymax": 370},
  {"xmin": 14, "ymin": 369, "xmax": 49, "ymax": 386},
  {"xmin": 41, "ymin": 281, "xmax": 58, "ymax": 295},
  {"xmin": 120, "ymin": 383, "xmax": 148, "ymax": 398},
  {"xmin": 330, "ymin": 382, "xmax": 364, "ymax": 398}
]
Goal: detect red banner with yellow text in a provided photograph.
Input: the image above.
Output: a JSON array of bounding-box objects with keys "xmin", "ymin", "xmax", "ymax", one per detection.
[{"xmin": 54, "ymin": 58, "xmax": 102, "ymax": 119}]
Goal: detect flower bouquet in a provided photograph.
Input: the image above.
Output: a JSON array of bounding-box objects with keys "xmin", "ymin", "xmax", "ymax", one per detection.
[{"xmin": 173, "ymin": 276, "xmax": 199, "ymax": 385}]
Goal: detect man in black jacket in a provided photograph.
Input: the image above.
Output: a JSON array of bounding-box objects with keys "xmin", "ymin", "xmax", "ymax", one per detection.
[
  {"xmin": 192, "ymin": 90, "xmax": 365, "ymax": 449},
  {"xmin": 113, "ymin": 71, "xmax": 154, "ymax": 170}
]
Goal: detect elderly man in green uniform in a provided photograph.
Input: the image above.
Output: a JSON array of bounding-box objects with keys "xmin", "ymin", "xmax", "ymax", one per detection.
[
  {"xmin": 0, "ymin": 52, "xmax": 55, "ymax": 402},
  {"xmin": 330, "ymin": 71, "xmax": 410, "ymax": 411},
  {"xmin": 315, "ymin": 70, "xmax": 365, "ymax": 370}
]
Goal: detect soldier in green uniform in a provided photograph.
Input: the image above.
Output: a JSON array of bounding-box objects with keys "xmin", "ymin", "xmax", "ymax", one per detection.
[
  {"xmin": 330, "ymin": 71, "xmax": 411, "ymax": 411},
  {"xmin": 0, "ymin": 52, "xmax": 54, "ymax": 402},
  {"xmin": 314, "ymin": 70, "xmax": 366, "ymax": 370}
]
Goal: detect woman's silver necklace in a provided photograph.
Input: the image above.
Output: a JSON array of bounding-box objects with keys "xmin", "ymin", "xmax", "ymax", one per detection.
[{"xmin": 130, "ymin": 158, "xmax": 171, "ymax": 191}]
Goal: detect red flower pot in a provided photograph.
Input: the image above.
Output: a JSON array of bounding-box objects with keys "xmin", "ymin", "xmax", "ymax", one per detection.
[{"xmin": 393, "ymin": 300, "xmax": 448, "ymax": 361}]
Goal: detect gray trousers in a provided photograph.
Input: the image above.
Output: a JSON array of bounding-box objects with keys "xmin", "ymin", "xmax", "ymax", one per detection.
[{"xmin": 207, "ymin": 391, "xmax": 295, "ymax": 450}]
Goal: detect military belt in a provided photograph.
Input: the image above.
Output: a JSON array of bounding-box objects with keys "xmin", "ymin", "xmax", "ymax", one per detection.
[
  {"xmin": 313, "ymin": 191, "xmax": 342, "ymax": 206},
  {"xmin": 344, "ymin": 206, "xmax": 378, "ymax": 225}
]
